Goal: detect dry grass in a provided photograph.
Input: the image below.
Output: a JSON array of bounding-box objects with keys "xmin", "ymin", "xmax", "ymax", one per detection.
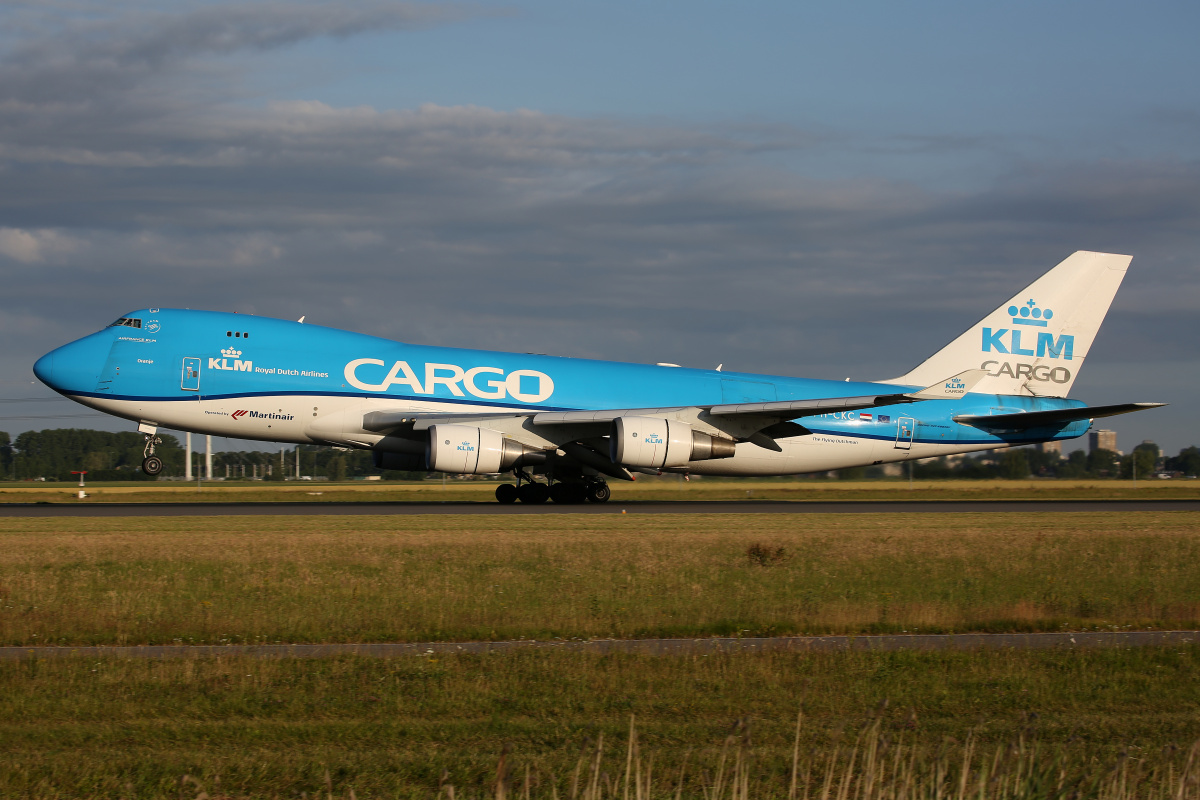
[
  {"xmin": 0, "ymin": 512, "xmax": 1198, "ymax": 645},
  {"xmin": 0, "ymin": 478, "xmax": 1197, "ymax": 503}
]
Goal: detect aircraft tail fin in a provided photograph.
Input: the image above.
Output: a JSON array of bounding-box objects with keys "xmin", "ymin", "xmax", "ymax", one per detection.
[{"xmin": 887, "ymin": 251, "xmax": 1131, "ymax": 397}]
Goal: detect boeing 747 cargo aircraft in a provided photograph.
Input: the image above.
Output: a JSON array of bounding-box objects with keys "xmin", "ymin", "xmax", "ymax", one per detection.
[{"xmin": 33, "ymin": 251, "xmax": 1163, "ymax": 503}]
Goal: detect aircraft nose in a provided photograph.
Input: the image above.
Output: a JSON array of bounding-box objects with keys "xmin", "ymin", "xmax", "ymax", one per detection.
[
  {"xmin": 32, "ymin": 351, "xmax": 55, "ymax": 385},
  {"xmin": 33, "ymin": 333, "xmax": 112, "ymax": 393}
]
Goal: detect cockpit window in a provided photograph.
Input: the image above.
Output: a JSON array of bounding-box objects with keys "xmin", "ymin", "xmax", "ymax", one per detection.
[{"xmin": 109, "ymin": 317, "xmax": 142, "ymax": 329}]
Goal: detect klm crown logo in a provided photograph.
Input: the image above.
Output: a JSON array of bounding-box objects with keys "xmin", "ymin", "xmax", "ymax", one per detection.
[
  {"xmin": 981, "ymin": 296, "xmax": 1073, "ymax": 366},
  {"xmin": 1008, "ymin": 299, "xmax": 1053, "ymax": 328},
  {"xmin": 210, "ymin": 347, "xmax": 252, "ymax": 372}
]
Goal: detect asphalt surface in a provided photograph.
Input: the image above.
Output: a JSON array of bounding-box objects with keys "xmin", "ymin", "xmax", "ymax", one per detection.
[
  {"xmin": 2, "ymin": 630, "xmax": 1195, "ymax": 660},
  {"xmin": 0, "ymin": 499, "xmax": 1196, "ymax": 516}
]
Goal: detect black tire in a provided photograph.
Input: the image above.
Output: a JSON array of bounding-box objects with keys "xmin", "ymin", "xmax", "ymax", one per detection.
[
  {"xmin": 518, "ymin": 482, "xmax": 549, "ymax": 504},
  {"xmin": 142, "ymin": 455, "xmax": 164, "ymax": 476},
  {"xmin": 587, "ymin": 482, "xmax": 611, "ymax": 503},
  {"xmin": 495, "ymin": 484, "xmax": 519, "ymax": 504}
]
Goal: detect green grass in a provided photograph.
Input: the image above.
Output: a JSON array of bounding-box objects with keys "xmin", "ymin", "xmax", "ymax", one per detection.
[
  {"xmin": 1, "ymin": 512, "xmax": 1198, "ymax": 646},
  {"xmin": 2, "ymin": 646, "xmax": 1199, "ymax": 798}
]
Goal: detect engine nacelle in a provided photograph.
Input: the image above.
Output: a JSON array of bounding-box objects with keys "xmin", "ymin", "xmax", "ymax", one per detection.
[
  {"xmin": 427, "ymin": 424, "xmax": 537, "ymax": 474},
  {"xmin": 610, "ymin": 416, "xmax": 736, "ymax": 469}
]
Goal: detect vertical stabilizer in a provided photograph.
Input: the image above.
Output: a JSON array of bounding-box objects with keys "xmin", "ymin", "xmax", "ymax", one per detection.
[{"xmin": 887, "ymin": 251, "xmax": 1131, "ymax": 397}]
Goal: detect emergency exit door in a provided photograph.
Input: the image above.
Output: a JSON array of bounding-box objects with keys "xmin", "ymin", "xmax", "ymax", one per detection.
[
  {"xmin": 181, "ymin": 357, "xmax": 201, "ymax": 391},
  {"xmin": 895, "ymin": 417, "xmax": 915, "ymax": 450}
]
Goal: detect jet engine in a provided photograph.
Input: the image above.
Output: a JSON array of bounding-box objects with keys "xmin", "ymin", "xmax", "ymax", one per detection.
[
  {"xmin": 427, "ymin": 424, "xmax": 540, "ymax": 474},
  {"xmin": 610, "ymin": 416, "xmax": 736, "ymax": 469}
]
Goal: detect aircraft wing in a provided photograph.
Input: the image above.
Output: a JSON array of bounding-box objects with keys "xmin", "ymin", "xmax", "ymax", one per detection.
[
  {"xmin": 362, "ymin": 370, "xmax": 989, "ymax": 454},
  {"xmin": 953, "ymin": 402, "xmax": 1167, "ymax": 432}
]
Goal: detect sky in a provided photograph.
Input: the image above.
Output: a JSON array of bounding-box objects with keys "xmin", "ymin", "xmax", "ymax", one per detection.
[{"xmin": 1, "ymin": 0, "xmax": 1197, "ymax": 455}]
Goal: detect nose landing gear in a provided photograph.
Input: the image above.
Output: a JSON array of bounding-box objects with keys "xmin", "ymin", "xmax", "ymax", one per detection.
[{"xmin": 142, "ymin": 434, "xmax": 164, "ymax": 476}]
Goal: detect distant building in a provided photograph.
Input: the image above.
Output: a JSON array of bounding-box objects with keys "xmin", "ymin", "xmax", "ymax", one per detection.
[
  {"xmin": 1089, "ymin": 429, "xmax": 1117, "ymax": 453},
  {"xmin": 1038, "ymin": 441, "xmax": 1062, "ymax": 456}
]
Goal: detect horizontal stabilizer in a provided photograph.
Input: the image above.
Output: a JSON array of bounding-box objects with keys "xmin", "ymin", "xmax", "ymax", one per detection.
[
  {"xmin": 954, "ymin": 402, "xmax": 1166, "ymax": 431},
  {"xmin": 904, "ymin": 369, "xmax": 989, "ymax": 401}
]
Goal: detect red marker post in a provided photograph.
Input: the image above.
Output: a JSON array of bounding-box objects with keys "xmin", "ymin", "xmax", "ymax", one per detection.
[{"xmin": 71, "ymin": 470, "xmax": 87, "ymax": 499}]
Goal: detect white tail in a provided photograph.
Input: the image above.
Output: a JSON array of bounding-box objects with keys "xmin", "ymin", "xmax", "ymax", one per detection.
[{"xmin": 887, "ymin": 251, "xmax": 1131, "ymax": 397}]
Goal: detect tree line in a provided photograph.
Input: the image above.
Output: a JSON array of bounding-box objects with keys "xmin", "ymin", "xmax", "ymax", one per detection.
[
  {"xmin": 1, "ymin": 428, "xmax": 1196, "ymax": 482},
  {"xmin": 842, "ymin": 443, "xmax": 1199, "ymax": 481},
  {"xmin": 0, "ymin": 429, "xmax": 423, "ymax": 482}
]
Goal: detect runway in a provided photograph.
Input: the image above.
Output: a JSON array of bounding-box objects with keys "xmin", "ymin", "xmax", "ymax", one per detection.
[
  {"xmin": 2, "ymin": 630, "xmax": 1195, "ymax": 660},
  {"xmin": 0, "ymin": 499, "xmax": 1195, "ymax": 516}
]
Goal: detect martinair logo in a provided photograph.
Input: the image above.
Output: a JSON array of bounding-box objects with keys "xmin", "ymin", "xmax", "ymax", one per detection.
[
  {"xmin": 210, "ymin": 348, "xmax": 253, "ymax": 373},
  {"xmin": 231, "ymin": 409, "xmax": 295, "ymax": 422}
]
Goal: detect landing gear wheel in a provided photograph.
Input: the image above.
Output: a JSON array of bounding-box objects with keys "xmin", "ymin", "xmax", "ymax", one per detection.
[
  {"xmin": 586, "ymin": 482, "xmax": 611, "ymax": 503},
  {"xmin": 142, "ymin": 455, "xmax": 164, "ymax": 476},
  {"xmin": 495, "ymin": 483, "xmax": 519, "ymax": 504},
  {"xmin": 518, "ymin": 482, "xmax": 550, "ymax": 504}
]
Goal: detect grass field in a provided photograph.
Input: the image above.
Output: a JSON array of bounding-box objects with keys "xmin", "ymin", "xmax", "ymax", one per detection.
[
  {"xmin": 1, "ymin": 478, "xmax": 1198, "ymax": 503},
  {"xmin": 5, "ymin": 509, "xmax": 1200, "ymax": 797},
  {"xmin": 3, "ymin": 646, "xmax": 1199, "ymax": 798},
  {"xmin": 1, "ymin": 512, "xmax": 1198, "ymax": 646}
]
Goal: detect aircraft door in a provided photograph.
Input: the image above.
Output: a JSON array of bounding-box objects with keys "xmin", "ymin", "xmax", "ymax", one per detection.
[
  {"xmin": 895, "ymin": 417, "xmax": 915, "ymax": 450},
  {"xmin": 181, "ymin": 357, "xmax": 201, "ymax": 392}
]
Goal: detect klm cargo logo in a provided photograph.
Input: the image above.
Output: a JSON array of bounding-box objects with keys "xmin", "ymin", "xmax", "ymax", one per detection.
[
  {"xmin": 456, "ymin": 440, "xmax": 476, "ymax": 453},
  {"xmin": 644, "ymin": 433, "xmax": 664, "ymax": 444},
  {"xmin": 980, "ymin": 300, "xmax": 1073, "ymax": 384},
  {"xmin": 209, "ymin": 347, "xmax": 252, "ymax": 372},
  {"xmin": 346, "ymin": 358, "xmax": 554, "ymax": 403}
]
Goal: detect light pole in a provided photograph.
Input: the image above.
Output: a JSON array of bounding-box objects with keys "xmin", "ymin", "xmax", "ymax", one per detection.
[{"xmin": 71, "ymin": 470, "xmax": 87, "ymax": 499}]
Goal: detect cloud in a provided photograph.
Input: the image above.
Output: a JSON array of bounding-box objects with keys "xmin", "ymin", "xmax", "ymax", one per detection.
[
  {"xmin": 0, "ymin": 2, "xmax": 1195, "ymax": 450},
  {"xmin": 0, "ymin": 227, "xmax": 77, "ymax": 263},
  {"xmin": 1, "ymin": 1, "xmax": 481, "ymax": 99},
  {"xmin": 0, "ymin": 1, "xmax": 496, "ymax": 167}
]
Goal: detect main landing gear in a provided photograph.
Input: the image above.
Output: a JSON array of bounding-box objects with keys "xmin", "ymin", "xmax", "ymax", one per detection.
[
  {"xmin": 495, "ymin": 473, "xmax": 610, "ymax": 504},
  {"xmin": 142, "ymin": 434, "xmax": 164, "ymax": 476}
]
